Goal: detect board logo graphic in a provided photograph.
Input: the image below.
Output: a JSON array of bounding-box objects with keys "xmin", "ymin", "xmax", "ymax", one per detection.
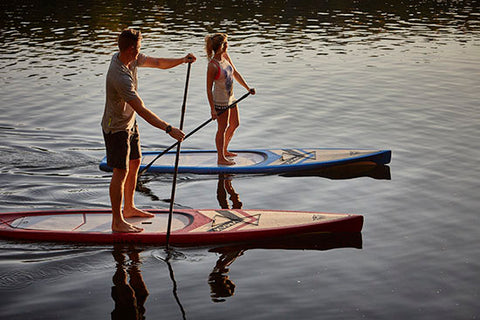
[
  {"xmin": 280, "ymin": 149, "xmax": 316, "ymax": 165},
  {"xmin": 209, "ymin": 210, "xmax": 261, "ymax": 232}
]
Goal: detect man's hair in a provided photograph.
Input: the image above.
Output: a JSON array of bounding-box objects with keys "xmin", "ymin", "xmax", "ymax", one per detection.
[{"xmin": 118, "ymin": 29, "xmax": 142, "ymax": 52}]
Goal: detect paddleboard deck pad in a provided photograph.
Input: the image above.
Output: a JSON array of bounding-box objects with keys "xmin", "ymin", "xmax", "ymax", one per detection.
[
  {"xmin": 0, "ymin": 209, "xmax": 363, "ymax": 245},
  {"xmin": 99, "ymin": 148, "xmax": 391, "ymax": 174}
]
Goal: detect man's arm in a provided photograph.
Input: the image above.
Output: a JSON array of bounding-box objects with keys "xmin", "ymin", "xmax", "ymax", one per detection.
[
  {"xmin": 128, "ymin": 95, "xmax": 184, "ymax": 141},
  {"xmin": 142, "ymin": 53, "xmax": 196, "ymax": 69}
]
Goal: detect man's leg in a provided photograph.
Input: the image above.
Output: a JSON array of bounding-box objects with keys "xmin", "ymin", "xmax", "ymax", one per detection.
[
  {"xmin": 123, "ymin": 158, "xmax": 154, "ymax": 218},
  {"xmin": 110, "ymin": 167, "xmax": 143, "ymax": 232}
]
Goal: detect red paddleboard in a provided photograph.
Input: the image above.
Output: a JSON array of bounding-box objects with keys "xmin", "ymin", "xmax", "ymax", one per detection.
[{"xmin": 0, "ymin": 209, "xmax": 363, "ymax": 245}]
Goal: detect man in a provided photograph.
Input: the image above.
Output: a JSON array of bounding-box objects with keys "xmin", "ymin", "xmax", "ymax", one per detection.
[{"xmin": 101, "ymin": 28, "xmax": 196, "ymax": 233}]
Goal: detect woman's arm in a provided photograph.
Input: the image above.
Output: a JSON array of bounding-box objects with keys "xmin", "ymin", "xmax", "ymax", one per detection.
[
  {"xmin": 206, "ymin": 61, "xmax": 218, "ymax": 119},
  {"xmin": 224, "ymin": 53, "xmax": 254, "ymax": 93}
]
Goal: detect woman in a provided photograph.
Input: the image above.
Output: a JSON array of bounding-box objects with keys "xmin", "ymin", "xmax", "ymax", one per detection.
[{"xmin": 205, "ymin": 33, "xmax": 255, "ymax": 165}]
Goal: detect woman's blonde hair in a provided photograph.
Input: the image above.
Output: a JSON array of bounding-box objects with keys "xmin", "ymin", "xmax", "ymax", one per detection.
[{"xmin": 205, "ymin": 33, "xmax": 228, "ymax": 59}]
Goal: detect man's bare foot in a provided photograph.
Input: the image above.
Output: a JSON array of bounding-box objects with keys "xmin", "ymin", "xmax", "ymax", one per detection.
[
  {"xmin": 112, "ymin": 220, "xmax": 143, "ymax": 233},
  {"xmin": 225, "ymin": 151, "xmax": 237, "ymax": 157},
  {"xmin": 218, "ymin": 158, "xmax": 235, "ymax": 166},
  {"xmin": 124, "ymin": 207, "xmax": 155, "ymax": 218}
]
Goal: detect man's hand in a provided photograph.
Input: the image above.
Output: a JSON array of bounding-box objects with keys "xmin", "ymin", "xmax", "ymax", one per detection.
[
  {"xmin": 184, "ymin": 53, "xmax": 197, "ymax": 63},
  {"xmin": 169, "ymin": 126, "xmax": 185, "ymax": 142}
]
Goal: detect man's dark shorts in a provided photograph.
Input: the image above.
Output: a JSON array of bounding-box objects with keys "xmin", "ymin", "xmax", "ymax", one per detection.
[{"xmin": 103, "ymin": 125, "xmax": 141, "ymax": 170}]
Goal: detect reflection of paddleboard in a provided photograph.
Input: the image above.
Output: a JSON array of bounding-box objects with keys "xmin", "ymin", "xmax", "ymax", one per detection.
[
  {"xmin": 210, "ymin": 232, "xmax": 363, "ymax": 253},
  {"xmin": 99, "ymin": 148, "xmax": 391, "ymax": 174},
  {"xmin": 0, "ymin": 209, "xmax": 363, "ymax": 245},
  {"xmin": 281, "ymin": 161, "xmax": 391, "ymax": 180}
]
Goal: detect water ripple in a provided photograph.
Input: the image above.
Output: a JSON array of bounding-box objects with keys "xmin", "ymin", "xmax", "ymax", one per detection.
[{"xmin": 0, "ymin": 243, "xmax": 112, "ymax": 291}]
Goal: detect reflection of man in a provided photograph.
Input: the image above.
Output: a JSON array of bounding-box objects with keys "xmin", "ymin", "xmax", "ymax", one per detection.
[
  {"xmin": 216, "ymin": 174, "xmax": 242, "ymax": 209},
  {"xmin": 111, "ymin": 245, "xmax": 148, "ymax": 319},
  {"xmin": 208, "ymin": 249, "xmax": 244, "ymax": 302}
]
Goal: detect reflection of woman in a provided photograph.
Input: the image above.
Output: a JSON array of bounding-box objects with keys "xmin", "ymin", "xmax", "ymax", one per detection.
[
  {"xmin": 217, "ymin": 174, "xmax": 243, "ymax": 209},
  {"xmin": 208, "ymin": 249, "xmax": 244, "ymax": 303},
  {"xmin": 205, "ymin": 33, "xmax": 255, "ymax": 165},
  {"xmin": 111, "ymin": 245, "xmax": 149, "ymax": 320}
]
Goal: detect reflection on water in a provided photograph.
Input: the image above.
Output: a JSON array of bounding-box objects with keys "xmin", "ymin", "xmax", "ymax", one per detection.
[
  {"xmin": 0, "ymin": 237, "xmax": 361, "ymax": 318},
  {"xmin": 135, "ymin": 164, "xmax": 388, "ymax": 206},
  {"xmin": 2, "ymin": 0, "xmax": 478, "ymax": 49},
  {"xmin": 1, "ymin": 0, "xmax": 478, "ymax": 83},
  {"xmin": 164, "ymin": 255, "xmax": 188, "ymax": 320},
  {"xmin": 110, "ymin": 232, "xmax": 361, "ymax": 318},
  {"xmin": 208, "ymin": 232, "xmax": 362, "ymax": 303},
  {"xmin": 111, "ymin": 245, "xmax": 149, "ymax": 320},
  {"xmin": 281, "ymin": 161, "xmax": 391, "ymax": 179},
  {"xmin": 217, "ymin": 174, "xmax": 243, "ymax": 209},
  {"xmin": 208, "ymin": 249, "xmax": 243, "ymax": 303}
]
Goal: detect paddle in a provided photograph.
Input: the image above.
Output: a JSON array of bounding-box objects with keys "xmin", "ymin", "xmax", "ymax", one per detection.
[
  {"xmin": 166, "ymin": 61, "xmax": 191, "ymax": 250},
  {"xmin": 157, "ymin": 250, "xmax": 187, "ymax": 319},
  {"xmin": 137, "ymin": 91, "xmax": 251, "ymax": 179},
  {"xmin": 165, "ymin": 254, "xmax": 187, "ymax": 319}
]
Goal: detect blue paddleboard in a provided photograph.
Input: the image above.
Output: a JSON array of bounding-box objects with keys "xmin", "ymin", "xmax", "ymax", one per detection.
[{"xmin": 99, "ymin": 148, "xmax": 391, "ymax": 174}]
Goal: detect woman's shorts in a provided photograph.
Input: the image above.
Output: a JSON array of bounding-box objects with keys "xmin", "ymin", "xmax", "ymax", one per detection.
[{"xmin": 215, "ymin": 103, "xmax": 237, "ymax": 114}]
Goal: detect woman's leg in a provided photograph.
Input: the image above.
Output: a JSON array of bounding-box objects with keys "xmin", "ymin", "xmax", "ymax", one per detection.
[
  {"xmin": 216, "ymin": 109, "xmax": 235, "ymax": 165},
  {"xmin": 224, "ymin": 105, "xmax": 239, "ymax": 157}
]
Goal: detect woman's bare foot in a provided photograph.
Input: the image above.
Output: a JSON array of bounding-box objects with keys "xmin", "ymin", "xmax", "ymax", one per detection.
[
  {"xmin": 112, "ymin": 220, "xmax": 143, "ymax": 233},
  {"xmin": 218, "ymin": 158, "xmax": 235, "ymax": 166},
  {"xmin": 124, "ymin": 207, "xmax": 155, "ymax": 218},
  {"xmin": 225, "ymin": 151, "xmax": 237, "ymax": 157}
]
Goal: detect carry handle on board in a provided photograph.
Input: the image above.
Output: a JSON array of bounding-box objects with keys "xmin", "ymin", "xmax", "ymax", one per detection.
[{"xmin": 137, "ymin": 91, "xmax": 251, "ymax": 179}]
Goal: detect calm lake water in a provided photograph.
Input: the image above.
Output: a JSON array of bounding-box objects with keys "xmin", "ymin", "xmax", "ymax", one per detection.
[{"xmin": 1, "ymin": 0, "xmax": 479, "ymax": 319}]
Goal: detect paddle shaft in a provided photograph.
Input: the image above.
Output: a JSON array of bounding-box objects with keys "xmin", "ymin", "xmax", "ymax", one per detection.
[
  {"xmin": 166, "ymin": 62, "xmax": 191, "ymax": 249},
  {"xmin": 165, "ymin": 257, "xmax": 187, "ymax": 319},
  {"xmin": 138, "ymin": 91, "xmax": 251, "ymax": 177}
]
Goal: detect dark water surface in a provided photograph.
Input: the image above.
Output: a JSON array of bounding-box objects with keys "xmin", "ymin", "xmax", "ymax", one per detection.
[{"xmin": 1, "ymin": 1, "xmax": 479, "ymax": 319}]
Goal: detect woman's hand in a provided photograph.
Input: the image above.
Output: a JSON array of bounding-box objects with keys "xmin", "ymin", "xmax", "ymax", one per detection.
[{"xmin": 211, "ymin": 108, "xmax": 218, "ymax": 120}]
